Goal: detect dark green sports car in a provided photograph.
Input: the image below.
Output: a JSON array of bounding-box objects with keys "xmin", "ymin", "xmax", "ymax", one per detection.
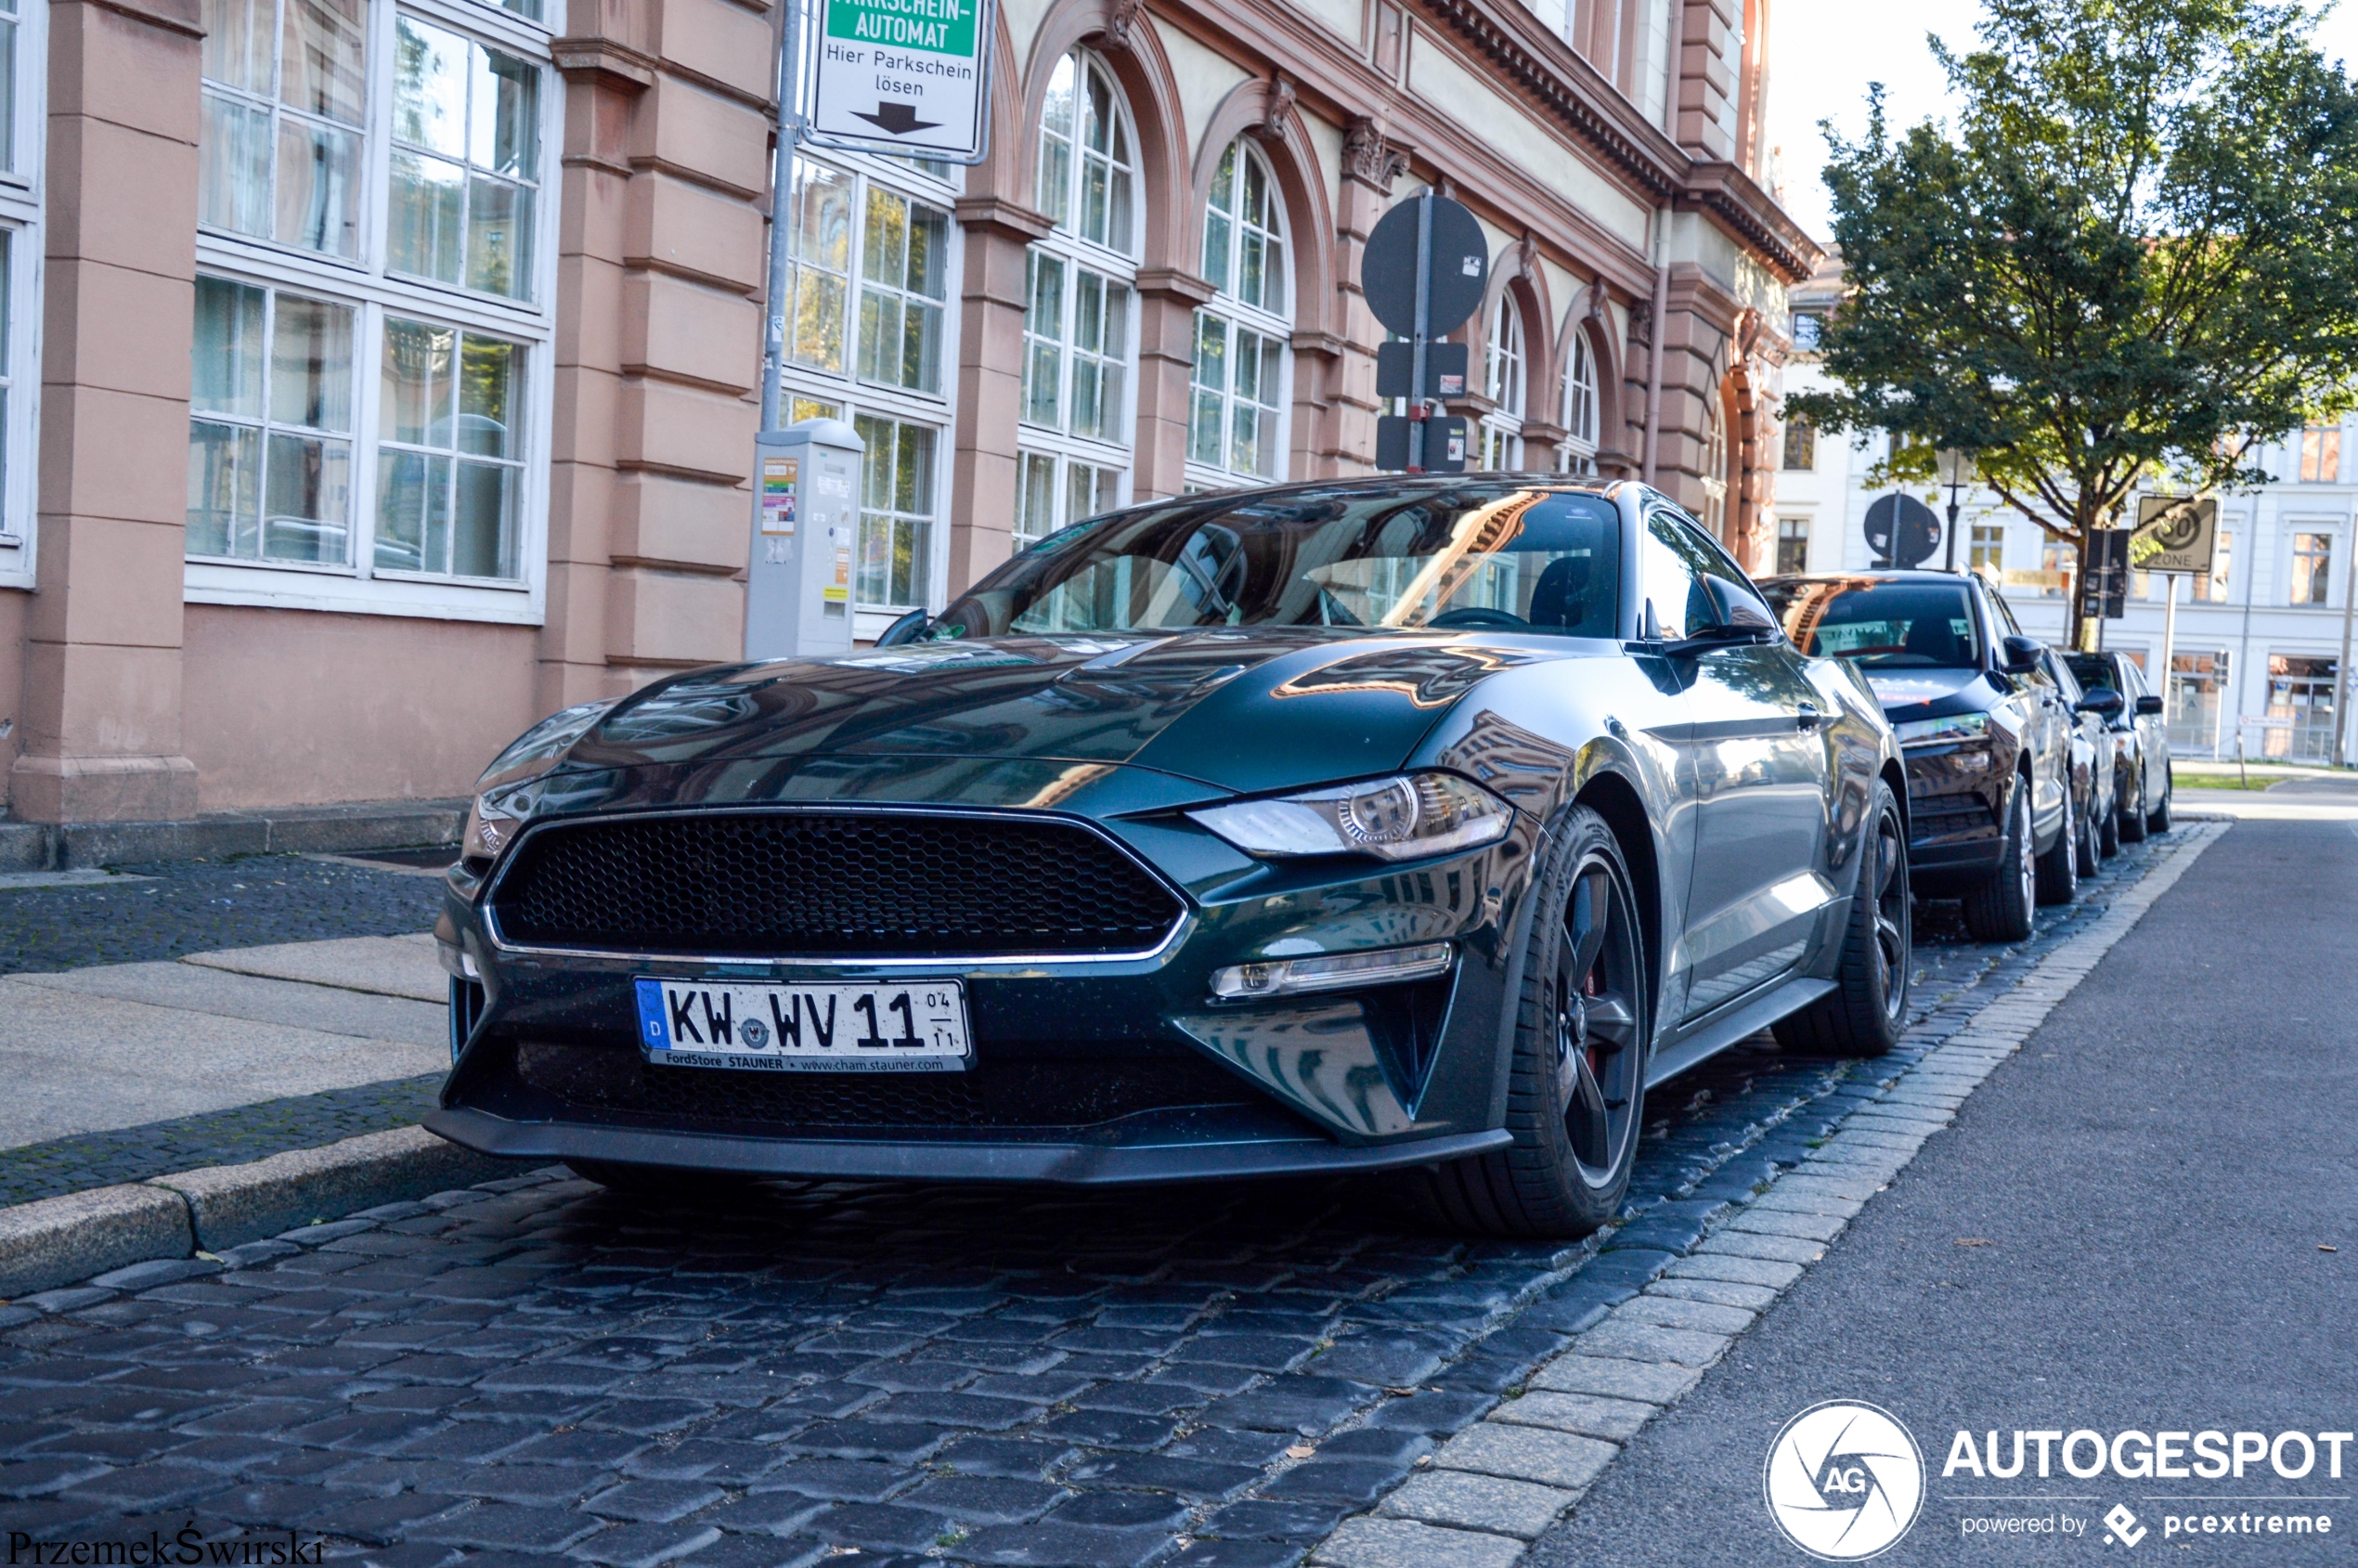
[{"xmin": 429, "ymin": 475, "xmax": 1909, "ymax": 1238}]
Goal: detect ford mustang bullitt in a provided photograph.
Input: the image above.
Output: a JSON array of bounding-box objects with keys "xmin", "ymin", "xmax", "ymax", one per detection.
[{"xmin": 429, "ymin": 475, "xmax": 1910, "ymax": 1238}]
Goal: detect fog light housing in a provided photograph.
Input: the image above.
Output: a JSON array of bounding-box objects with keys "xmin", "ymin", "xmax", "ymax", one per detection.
[{"xmin": 1211, "ymin": 941, "xmax": 1454, "ymax": 1000}]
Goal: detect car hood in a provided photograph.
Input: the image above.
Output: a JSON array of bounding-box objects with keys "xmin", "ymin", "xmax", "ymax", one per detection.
[
  {"xmin": 555, "ymin": 629, "xmax": 1581, "ymax": 799},
  {"xmin": 1863, "ymin": 666, "xmax": 2005, "ymax": 721}
]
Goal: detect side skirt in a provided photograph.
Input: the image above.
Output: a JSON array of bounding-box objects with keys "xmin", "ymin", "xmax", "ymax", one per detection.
[{"xmin": 1643, "ymin": 974, "xmax": 1838, "ymax": 1089}]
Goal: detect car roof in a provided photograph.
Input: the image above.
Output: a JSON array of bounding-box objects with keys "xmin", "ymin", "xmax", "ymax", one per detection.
[
  {"xmin": 1755, "ymin": 568, "xmax": 1984, "ymax": 586},
  {"xmin": 1074, "ymin": 472, "xmax": 1632, "ymax": 528}
]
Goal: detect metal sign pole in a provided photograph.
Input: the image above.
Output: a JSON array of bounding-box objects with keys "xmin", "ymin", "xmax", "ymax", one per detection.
[
  {"xmin": 760, "ymin": 0, "xmax": 806, "ymax": 435},
  {"xmin": 2159, "ymin": 569, "xmax": 2180, "ymax": 726},
  {"xmin": 1408, "ymin": 191, "xmax": 1432, "ymax": 473}
]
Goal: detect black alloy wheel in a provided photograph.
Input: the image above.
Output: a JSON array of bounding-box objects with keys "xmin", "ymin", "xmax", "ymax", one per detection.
[
  {"xmin": 1963, "ymin": 778, "xmax": 2037, "ymax": 942},
  {"xmin": 1408, "ymin": 806, "xmax": 1647, "ymax": 1238},
  {"xmin": 2148, "ymin": 764, "xmax": 2173, "ymax": 834},
  {"xmin": 1773, "ymin": 780, "xmax": 1911, "ymax": 1056},
  {"xmin": 2120, "ymin": 763, "xmax": 2149, "ymax": 843},
  {"xmin": 2036, "ymin": 777, "xmax": 2079, "ymax": 905}
]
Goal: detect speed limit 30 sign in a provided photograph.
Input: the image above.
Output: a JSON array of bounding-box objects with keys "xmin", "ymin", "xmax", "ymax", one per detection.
[{"xmin": 805, "ymin": 0, "xmax": 996, "ymax": 164}]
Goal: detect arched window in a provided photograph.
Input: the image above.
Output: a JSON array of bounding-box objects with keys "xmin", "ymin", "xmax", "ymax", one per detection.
[
  {"xmin": 1017, "ymin": 50, "xmax": 1139, "ymax": 548},
  {"xmin": 1557, "ymin": 328, "xmax": 1600, "ymax": 474},
  {"xmin": 1478, "ymin": 294, "xmax": 1525, "ymax": 471},
  {"xmin": 1699, "ymin": 390, "xmax": 1730, "ymax": 539},
  {"xmin": 1187, "ymin": 139, "xmax": 1289, "ymax": 488}
]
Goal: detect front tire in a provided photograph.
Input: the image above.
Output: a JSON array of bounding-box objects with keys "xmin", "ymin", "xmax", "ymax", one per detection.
[
  {"xmin": 2099, "ymin": 772, "xmax": 2124, "ymax": 856},
  {"xmin": 2076, "ymin": 781, "xmax": 2105, "ymax": 875},
  {"xmin": 2119, "ymin": 767, "xmax": 2149, "ymax": 843},
  {"xmin": 1408, "ymin": 807, "xmax": 1648, "ymax": 1239},
  {"xmin": 2147, "ymin": 764, "xmax": 2173, "ymax": 834},
  {"xmin": 1772, "ymin": 780, "xmax": 1910, "ymax": 1057},
  {"xmin": 2036, "ymin": 779, "xmax": 2079, "ymax": 904},
  {"xmin": 1963, "ymin": 779, "xmax": 2037, "ymax": 942}
]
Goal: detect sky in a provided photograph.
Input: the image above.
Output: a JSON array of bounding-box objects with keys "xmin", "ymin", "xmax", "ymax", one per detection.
[{"xmin": 1765, "ymin": 0, "xmax": 2358, "ymax": 242}]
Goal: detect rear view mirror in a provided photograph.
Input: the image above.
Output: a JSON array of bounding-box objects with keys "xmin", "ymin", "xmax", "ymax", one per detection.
[
  {"xmin": 1997, "ymin": 635, "xmax": 2045, "ymax": 674},
  {"xmin": 2134, "ymin": 693, "xmax": 2165, "ymax": 717},
  {"xmin": 2078, "ymin": 687, "xmax": 2125, "ymax": 719},
  {"xmin": 1704, "ymin": 575, "xmax": 1780, "ymax": 634}
]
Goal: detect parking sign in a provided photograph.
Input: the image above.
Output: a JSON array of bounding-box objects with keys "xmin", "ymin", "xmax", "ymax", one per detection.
[{"xmin": 804, "ymin": 0, "xmax": 996, "ymax": 164}]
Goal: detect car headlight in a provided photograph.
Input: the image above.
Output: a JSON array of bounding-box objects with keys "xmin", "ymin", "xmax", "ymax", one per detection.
[
  {"xmin": 1188, "ymin": 772, "xmax": 1512, "ymax": 861},
  {"xmin": 1892, "ymin": 711, "xmax": 1989, "ymax": 747},
  {"xmin": 462, "ymin": 697, "xmax": 623, "ymax": 863}
]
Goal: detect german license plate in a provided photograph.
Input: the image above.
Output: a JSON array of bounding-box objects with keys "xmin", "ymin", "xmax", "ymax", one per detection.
[{"xmin": 633, "ymin": 978, "xmax": 971, "ymax": 1072}]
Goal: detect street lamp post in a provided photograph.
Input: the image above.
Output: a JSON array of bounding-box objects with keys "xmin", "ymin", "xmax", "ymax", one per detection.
[{"xmin": 1938, "ymin": 448, "xmax": 1976, "ymax": 573}]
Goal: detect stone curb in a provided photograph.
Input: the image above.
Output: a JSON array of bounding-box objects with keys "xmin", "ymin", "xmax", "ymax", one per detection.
[
  {"xmin": 0, "ymin": 1122, "xmax": 510, "ymax": 1298},
  {"xmin": 1309, "ymin": 821, "xmax": 2230, "ymax": 1568}
]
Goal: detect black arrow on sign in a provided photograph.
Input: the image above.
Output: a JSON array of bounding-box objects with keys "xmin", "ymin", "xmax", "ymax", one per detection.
[{"xmin": 853, "ymin": 102, "xmax": 941, "ymax": 136}]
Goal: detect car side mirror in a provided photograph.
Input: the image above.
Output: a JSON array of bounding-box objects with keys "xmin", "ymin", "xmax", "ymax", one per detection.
[
  {"xmin": 875, "ymin": 609, "xmax": 931, "ymax": 646},
  {"xmin": 2134, "ymin": 693, "xmax": 2165, "ymax": 717},
  {"xmin": 1997, "ymin": 635, "xmax": 2045, "ymax": 674},
  {"xmin": 1704, "ymin": 575, "xmax": 1781, "ymax": 635},
  {"xmin": 2077, "ymin": 687, "xmax": 2125, "ymax": 719}
]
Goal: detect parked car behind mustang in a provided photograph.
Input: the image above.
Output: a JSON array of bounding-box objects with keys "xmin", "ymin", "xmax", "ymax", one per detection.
[
  {"xmin": 2065, "ymin": 650, "xmax": 2175, "ymax": 841},
  {"xmin": 431, "ymin": 476, "xmax": 1911, "ymax": 1239},
  {"xmin": 1757, "ymin": 569, "xmax": 2103, "ymax": 941},
  {"xmin": 2039, "ymin": 647, "xmax": 2118, "ymax": 876}
]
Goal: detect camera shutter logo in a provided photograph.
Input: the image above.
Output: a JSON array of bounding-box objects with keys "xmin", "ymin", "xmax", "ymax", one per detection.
[{"xmin": 1764, "ymin": 1400, "xmax": 1926, "ymax": 1560}]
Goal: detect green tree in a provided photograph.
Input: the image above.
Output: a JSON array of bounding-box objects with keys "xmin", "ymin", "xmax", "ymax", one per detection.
[{"xmin": 1789, "ymin": 0, "xmax": 2358, "ymax": 647}]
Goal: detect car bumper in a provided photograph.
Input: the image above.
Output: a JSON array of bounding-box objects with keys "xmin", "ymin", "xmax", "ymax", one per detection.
[
  {"xmin": 432, "ymin": 813, "xmax": 1536, "ymax": 1184},
  {"xmin": 423, "ymin": 1103, "xmax": 1511, "ymax": 1186}
]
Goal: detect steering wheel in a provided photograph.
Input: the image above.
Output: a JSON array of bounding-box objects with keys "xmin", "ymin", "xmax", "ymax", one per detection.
[{"xmin": 1427, "ymin": 606, "xmax": 1532, "ymax": 630}]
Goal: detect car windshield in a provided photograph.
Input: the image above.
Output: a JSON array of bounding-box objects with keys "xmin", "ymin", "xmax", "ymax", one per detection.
[
  {"xmin": 929, "ymin": 482, "xmax": 1623, "ymax": 640},
  {"xmin": 2063, "ymin": 654, "xmax": 2118, "ymax": 692},
  {"xmin": 1758, "ymin": 577, "xmax": 1983, "ymax": 667}
]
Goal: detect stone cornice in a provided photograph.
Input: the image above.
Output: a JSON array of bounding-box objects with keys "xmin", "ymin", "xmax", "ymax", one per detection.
[
  {"xmin": 1680, "ymin": 162, "xmax": 1822, "ymax": 283},
  {"xmin": 552, "ymin": 37, "xmax": 658, "ymax": 91},
  {"xmin": 79, "ymin": 0, "xmax": 202, "ymax": 38},
  {"xmin": 1134, "ymin": 267, "xmax": 1218, "ymax": 305},
  {"xmin": 953, "ymin": 196, "xmax": 1055, "ymax": 244}
]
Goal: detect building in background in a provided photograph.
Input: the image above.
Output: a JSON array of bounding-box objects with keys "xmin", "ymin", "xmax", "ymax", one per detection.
[
  {"xmin": 0, "ymin": 0, "xmax": 1812, "ymax": 845},
  {"xmin": 1781, "ymin": 255, "xmax": 2355, "ymax": 766}
]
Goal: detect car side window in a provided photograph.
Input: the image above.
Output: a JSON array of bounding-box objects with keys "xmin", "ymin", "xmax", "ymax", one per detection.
[{"xmin": 1638, "ymin": 508, "xmax": 1718, "ymax": 639}]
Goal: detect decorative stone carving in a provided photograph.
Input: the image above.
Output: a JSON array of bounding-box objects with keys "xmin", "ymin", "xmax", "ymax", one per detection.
[
  {"xmin": 1250, "ymin": 73, "xmax": 1297, "ymax": 144},
  {"xmin": 1102, "ymin": 0, "xmax": 1145, "ymax": 51},
  {"xmin": 1627, "ymin": 300, "xmax": 1653, "ymax": 346},
  {"xmin": 1343, "ymin": 117, "xmax": 1410, "ymax": 191}
]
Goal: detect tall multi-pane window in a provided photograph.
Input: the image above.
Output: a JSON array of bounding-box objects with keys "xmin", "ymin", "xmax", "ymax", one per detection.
[
  {"xmin": 1698, "ymin": 396, "xmax": 1728, "ymax": 539},
  {"xmin": 2194, "ymin": 530, "xmax": 2232, "ymax": 602},
  {"xmin": 0, "ymin": 0, "xmax": 39, "ymax": 567},
  {"xmin": 200, "ymin": 0, "xmax": 367, "ymax": 259},
  {"xmin": 1477, "ymin": 295, "xmax": 1524, "ymax": 471},
  {"xmin": 1775, "ymin": 514, "xmax": 1809, "ymax": 575},
  {"xmin": 2041, "ymin": 539, "xmax": 2076, "ymax": 598},
  {"xmin": 1556, "ymin": 330, "xmax": 1599, "ymax": 473},
  {"xmin": 1187, "ymin": 140, "xmax": 1288, "ymax": 489},
  {"xmin": 2300, "ymin": 424, "xmax": 2341, "ymax": 483},
  {"xmin": 387, "ymin": 13, "xmax": 539, "ymax": 301},
  {"xmin": 1970, "ymin": 521, "xmax": 2004, "ymax": 577},
  {"xmin": 2291, "ymin": 531, "xmax": 2334, "ymax": 605},
  {"xmin": 1017, "ymin": 49, "xmax": 1136, "ymax": 546},
  {"xmin": 188, "ymin": 278, "xmax": 355, "ymax": 565},
  {"xmin": 1781, "ymin": 417, "xmax": 1814, "ymax": 471},
  {"xmin": 186, "ymin": 0, "xmax": 556, "ymax": 618},
  {"xmin": 772, "ymin": 153, "xmax": 963, "ymax": 617}
]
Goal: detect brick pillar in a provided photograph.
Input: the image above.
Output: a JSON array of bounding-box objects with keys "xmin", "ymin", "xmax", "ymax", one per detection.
[
  {"xmin": 12, "ymin": 0, "xmax": 204, "ymax": 823},
  {"xmin": 1324, "ymin": 124, "xmax": 1406, "ymax": 477},
  {"xmin": 548, "ymin": 0, "xmax": 771, "ymax": 704},
  {"xmin": 1132, "ymin": 269, "xmax": 1215, "ymax": 501},
  {"xmin": 947, "ymin": 197, "xmax": 1050, "ymax": 594}
]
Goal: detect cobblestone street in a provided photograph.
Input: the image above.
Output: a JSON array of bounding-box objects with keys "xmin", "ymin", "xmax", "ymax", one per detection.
[{"xmin": 0, "ymin": 835, "xmax": 2188, "ymax": 1564}]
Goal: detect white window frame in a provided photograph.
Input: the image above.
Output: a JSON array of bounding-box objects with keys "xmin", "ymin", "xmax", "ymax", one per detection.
[
  {"xmin": 770, "ymin": 147, "xmax": 966, "ymax": 638},
  {"xmin": 186, "ymin": 0, "xmax": 562, "ymax": 626},
  {"xmin": 2287, "ymin": 525, "xmax": 2339, "ymax": 608},
  {"xmin": 1016, "ymin": 47, "xmax": 1139, "ymax": 548},
  {"xmin": 1478, "ymin": 293, "xmax": 1525, "ymax": 472},
  {"xmin": 1185, "ymin": 137, "xmax": 1290, "ymax": 493},
  {"xmin": 0, "ymin": 0, "xmax": 46, "ymax": 587},
  {"xmin": 1555, "ymin": 322, "xmax": 1599, "ymax": 474}
]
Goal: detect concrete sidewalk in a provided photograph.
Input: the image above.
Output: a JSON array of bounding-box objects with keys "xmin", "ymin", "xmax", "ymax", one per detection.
[
  {"xmin": 0, "ymin": 934, "xmax": 447, "ymax": 1152},
  {"xmin": 1515, "ymin": 797, "xmax": 2354, "ymax": 1564}
]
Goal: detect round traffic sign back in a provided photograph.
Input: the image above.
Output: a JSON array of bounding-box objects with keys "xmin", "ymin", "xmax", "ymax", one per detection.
[{"xmin": 1363, "ymin": 193, "xmax": 1491, "ymax": 339}]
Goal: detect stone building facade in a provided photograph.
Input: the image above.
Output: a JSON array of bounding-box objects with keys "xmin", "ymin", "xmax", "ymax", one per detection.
[{"xmin": 0, "ymin": 0, "xmax": 1813, "ymax": 836}]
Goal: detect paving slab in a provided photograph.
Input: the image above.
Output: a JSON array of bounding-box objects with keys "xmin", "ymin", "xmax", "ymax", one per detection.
[
  {"xmin": 16, "ymin": 961, "xmax": 447, "ymax": 1046},
  {"xmin": 180, "ymin": 934, "xmax": 446, "ymax": 1003}
]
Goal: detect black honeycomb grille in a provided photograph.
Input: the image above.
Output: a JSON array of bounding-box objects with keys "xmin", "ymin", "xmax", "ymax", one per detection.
[
  {"xmin": 514, "ymin": 1041, "xmax": 1257, "ymax": 1131},
  {"xmin": 491, "ymin": 810, "xmax": 1185, "ymax": 957}
]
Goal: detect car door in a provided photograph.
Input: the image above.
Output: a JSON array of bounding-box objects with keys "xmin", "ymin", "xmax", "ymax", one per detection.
[
  {"xmin": 1646, "ymin": 506, "xmax": 1833, "ymax": 1021},
  {"xmin": 1979, "ymin": 584, "xmax": 2068, "ymax": 839}
]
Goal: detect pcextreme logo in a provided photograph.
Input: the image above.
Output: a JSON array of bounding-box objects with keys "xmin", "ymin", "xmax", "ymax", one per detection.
[{"xmin": 1765, "ymin": 1400, "xmax": 1928, "ymax": 1560}]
